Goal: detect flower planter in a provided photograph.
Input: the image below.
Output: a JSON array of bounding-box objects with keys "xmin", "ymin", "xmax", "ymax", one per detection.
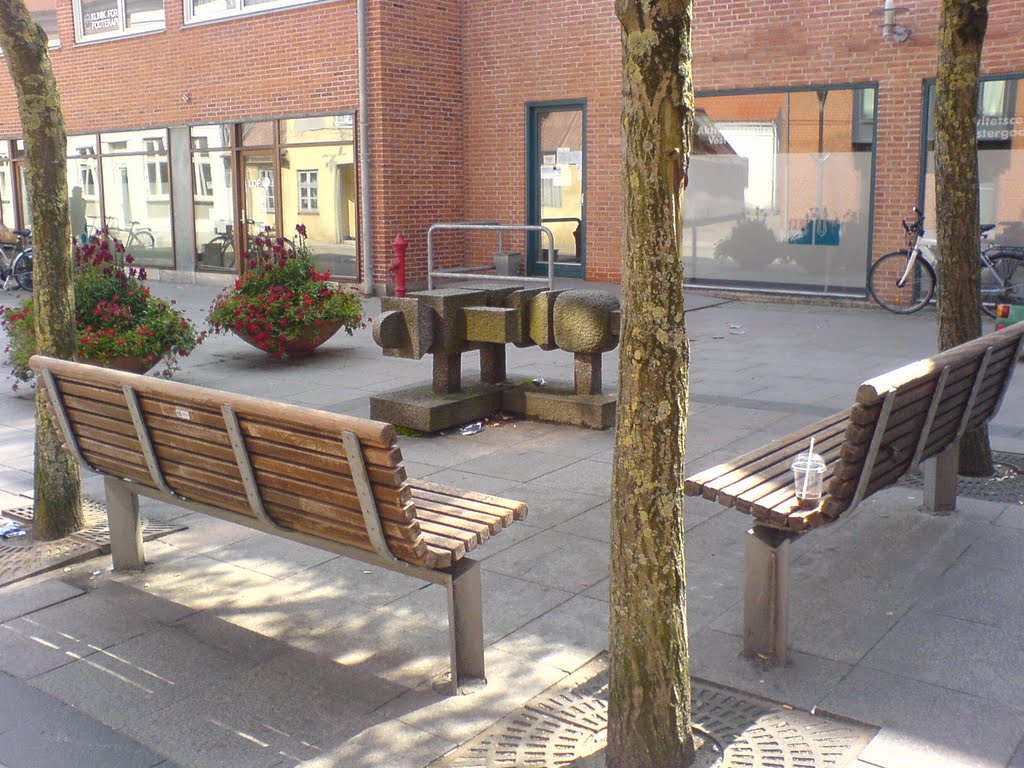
[
  {"xmin": 79, "ymin": 353, "xmax": 163, "ymax": 374},
  {"xmin": 232, "ymin": 320, "xmax": 344, "ymax": 359}
]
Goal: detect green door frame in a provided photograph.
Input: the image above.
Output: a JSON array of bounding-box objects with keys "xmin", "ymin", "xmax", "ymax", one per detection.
[{"xmin": 526, "ymin": 100, "xmax": 587, "ymax": 278}]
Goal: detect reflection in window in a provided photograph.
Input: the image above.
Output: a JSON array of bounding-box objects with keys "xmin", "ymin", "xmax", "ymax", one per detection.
[
  {"xmin": 76, "ymin": 0, "xmax": 164, "ymax": 39},
  {"xmin": 923, "ymin": 75, "xmax": 1024, "ymax": 245},
  {"xmin": 684, "ymin": 86, "xmax": 876, "ymax": 295},
  {"xmin": 145, "ymin": 138, "xmax": 169, "ymax": 197},
  {"xmin": 298, "ymin": 170, "xmax": 318, "ymax": 212},
  {"xmin": 192, "ymin": 127, "xmax": 236, "ymax": 272}
]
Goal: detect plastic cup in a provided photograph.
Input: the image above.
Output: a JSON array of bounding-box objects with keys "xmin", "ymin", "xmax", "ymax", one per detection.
[{"xmin": 791, "ymin": 451, "xmax": 827, "ymax": 508}]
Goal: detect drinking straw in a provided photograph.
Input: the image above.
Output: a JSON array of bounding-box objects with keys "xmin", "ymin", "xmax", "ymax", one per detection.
[{"xmin": 801, "ymin": 436, "xmax": 815, "ymax": 498}]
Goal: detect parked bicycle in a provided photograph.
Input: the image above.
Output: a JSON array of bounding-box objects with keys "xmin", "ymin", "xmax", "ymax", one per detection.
[
  {"xmin": 200, "ymin": 220, "xmax": 294, "ymax": 271},
  {"xmin": 868, "ymin": 207, "xmax": 1024, "ymax": 317},
  {"xmin": 0, "ymin": 228, "xmax": 33, "ymax": 291},
  {"xmin": 106, "ymin": 218, "xmax": 155, "ymax": 251}
]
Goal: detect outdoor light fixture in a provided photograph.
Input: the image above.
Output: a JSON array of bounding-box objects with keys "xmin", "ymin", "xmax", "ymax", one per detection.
[{"xmin": 875, "ymin": 0, "xmax": 911, "ymax": 43}]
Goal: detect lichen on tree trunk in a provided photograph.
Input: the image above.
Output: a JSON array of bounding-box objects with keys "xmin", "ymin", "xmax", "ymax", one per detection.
[
  {"xmin": 608, "ymin": 2, "xmax": 695, "ymax": 766},
  {"xmin": 0, "ymin": 1, "xmax": 82, "ymax": 538},
  {"xmin": 934, "ymin": 0, "xmax": 991, "ymax": 477}
]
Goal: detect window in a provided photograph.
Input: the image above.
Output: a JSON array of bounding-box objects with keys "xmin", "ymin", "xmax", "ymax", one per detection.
[
  {"xmin": 298, "ymin": 170, "xmax": 318, "ymax": 212},
  {"xmin": 76, "ymin": 0, "xmax": 164, "ymax": 41},
  {"xmin": 145, "ymin": 138, "xmax": 169, "ymax": 197},
  {"xmin": 192, "ymin": 137, "xmax": 214, "ymax": 198},
  {"xmin": 260, "ymin": 169, "xmax": 275, "ymax": 212},
  {"xmin": 852, "ymin": 87, "xmax": 876, "ymax": 146},
  {"xmin": 79, "ymin": 163, "xmax": 97, "ymax": 197},
  {"xmin": 27, "ymin": 0, "xmax": 60, "ymax": 46},
  {"xmin": 185, "ymin": 0, "xmax": 318, "ymax": 24}
]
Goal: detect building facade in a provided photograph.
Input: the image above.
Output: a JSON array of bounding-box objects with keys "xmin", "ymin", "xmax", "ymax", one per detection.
[{"xmin": 1, "ymin": 0, "xmax": 1023, "ymax": 300}]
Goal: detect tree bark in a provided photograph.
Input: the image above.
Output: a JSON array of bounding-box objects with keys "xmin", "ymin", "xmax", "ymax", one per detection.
[
  {"xmin": 608, "ymin": 2, "xmax": 694, "ymax": 766},
  {"xmin": 935, "ymin": 0, "xmax": 991, "ymax": 477},
  {"xmin": 0, "ymin": 2, "xmax": 82, "ymax": 538}
]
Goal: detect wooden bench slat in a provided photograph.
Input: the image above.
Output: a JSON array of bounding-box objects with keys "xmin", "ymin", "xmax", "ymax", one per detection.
[
  {"xmin": 714, "ymin": 428, "xmax": 848, "ymax": 508},
  {"xmin": 37, "ymin": 358, "xmax": 397, "ymax": 448},
  {"xmin": 407, "ymin": 479, "xmax": 529, "ymax": 520},
  {"xmin": 856, "ymin": 331, "xmax": 1021, "ymax": 405},
  {"xmin": 416, "ymin": 513, "xmax": 489, "ymax": 549},
  {"xmin": 412, "ymin": 497, "xmax": 511, "ymax": 533},
  {"xmin": 683, "ymin": 411, "xmax": 849, "ymax": 498}
]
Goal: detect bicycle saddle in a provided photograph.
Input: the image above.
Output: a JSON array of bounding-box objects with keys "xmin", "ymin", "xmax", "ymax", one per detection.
[
  {"xmin": 13, "ymin": 229, "xmax": 30, "ymax": 237},
  {"xmin": 981, "ymin": 224, "xmax": 996, "ymax": 234}
]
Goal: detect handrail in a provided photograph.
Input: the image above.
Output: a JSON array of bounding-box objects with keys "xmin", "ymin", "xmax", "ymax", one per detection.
[{"xmin": 427, "ymin": 222, "xmax": 556, "ymax": 290}]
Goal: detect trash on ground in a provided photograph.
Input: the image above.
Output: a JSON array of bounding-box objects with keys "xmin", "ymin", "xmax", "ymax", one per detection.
[
  {"xmin": 0, "ymin": 518, "xmax": 27, "ymax": 539},
  {"xmin": 460, "ymin": 421, "xmax": 484, "ymax": 436},
  {"xmin": 532, "ymin": 377, "xmax": 546, "ymax": 386}
]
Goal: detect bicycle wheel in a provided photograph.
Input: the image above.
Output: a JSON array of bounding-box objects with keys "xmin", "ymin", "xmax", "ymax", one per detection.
[
  {"xmin": 12, "ymin": 249, "xmax": 32, "ymax": 291},
  {"xmin": 980, "ymin": 251, "xmax": 1024, "ymax": 318},
  {"xmin": 868, "ymin": 250, "xmax": 936, "ymax": 314},
  {"xmin": 130, "ymin": 230, "xmax": 155, "ymax": 249}
]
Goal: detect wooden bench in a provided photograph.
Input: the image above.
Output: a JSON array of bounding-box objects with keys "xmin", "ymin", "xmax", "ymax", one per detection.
[
  {"xmin": 684, "ymin": 323, "xmax": 1024, "ymax": 665},
  {"xmin": 29, "ymin": 355, "xmax": 528, "ymax": 693}
]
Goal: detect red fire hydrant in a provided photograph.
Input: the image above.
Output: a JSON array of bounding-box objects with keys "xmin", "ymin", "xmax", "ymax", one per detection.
[{"xmin": 389, "ymin": 235, "xmax": 407, "ymax": 297}]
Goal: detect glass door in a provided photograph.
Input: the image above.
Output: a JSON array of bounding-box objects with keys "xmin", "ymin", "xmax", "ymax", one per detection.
[
  {"xmin": 240, "ymin": 151, "xmax": 278, "ymax": 255},
  {"xmin": 527, "ymin": 103, "xmax": 585, "ymax": 277}
]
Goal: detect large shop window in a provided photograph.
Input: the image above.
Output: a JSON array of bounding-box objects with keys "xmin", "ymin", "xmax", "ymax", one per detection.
[
  {"xmin": 192, "ymin": 114, "xmax": 358, "ymax": 279},
  {"xmin": 62, "ymin": 131, "xmax": 173, "ymax": 265},
  {"xmin": 684, "ymin": 85, "xmax": 877, "ymax": 296},
  {"xmin": 0, "ymin": 144, "xmax": 14, "ymax": 232},
  {"xmin": 75, "ymin": 0, "xmax": 165, "ymax": 41},
  {"xmin": 922, "ymin": 75, "xmax": 1024, "ymax": 246}
]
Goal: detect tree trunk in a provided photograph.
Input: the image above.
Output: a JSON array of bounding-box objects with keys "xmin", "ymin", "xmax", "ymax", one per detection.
[
  {"xmin": 608, "ymin": 2, "xmax": 694, "ymax": 767},
  {"xmin": 934, "ymin": 0, "xmax": 992, "ymax": 477},
  {"xmin": 0, "ymin": 2, "xmax": 82, "ymax": 539}
]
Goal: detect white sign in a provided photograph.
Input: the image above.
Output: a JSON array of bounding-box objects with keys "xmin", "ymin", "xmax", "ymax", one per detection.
[
  {"xmin": 556, "ymin": 147, "xmax": 572, "ymax": 165},
  {"xmin": 84, "ymin": 7, "xmax": 120, "ymax": 32}
]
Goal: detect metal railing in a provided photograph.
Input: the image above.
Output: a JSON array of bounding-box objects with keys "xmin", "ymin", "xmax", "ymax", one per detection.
[{"xmin": 427, "ymin": 222, "xmax": 556, "ymax": 291}]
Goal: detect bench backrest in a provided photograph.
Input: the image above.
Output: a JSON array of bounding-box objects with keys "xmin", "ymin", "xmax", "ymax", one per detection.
[
  {"xmin": 685, "ymin": 323, "xmax": 1024, "ymax": 530},
  {"xmin": 29, "ymin": 355, "xmax": 438, "ymax": 567},
  {"xmin": 820, "ymin": 322, "xmax": 1024, "ymax": 520}
]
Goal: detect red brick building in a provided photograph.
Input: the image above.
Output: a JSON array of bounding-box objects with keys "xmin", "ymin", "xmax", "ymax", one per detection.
[{"xmin": 1, "ymin": 0, "xmax": 1023, "ymax": 301}]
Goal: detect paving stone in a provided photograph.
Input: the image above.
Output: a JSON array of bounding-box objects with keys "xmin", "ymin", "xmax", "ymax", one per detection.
[
  {"xmin": 688, "ymin": 627, "xmax": 853, "ymax": 713},
  {"xmin": 0, "ymin": 578, "xmax": 82, "ymax": 623},
  {"xmin": 862, "ymin": 609, "xmax": 1024, "ymax": 709},
  {"xmin": 490, "ymin": 595, "xmax": 608, "ymax": 673},
  {"xmin": 204, "ymin": 532, "xmax": 338, "ymax": 580},
  {"xmin": 30, "ymin": 625, "xmax": 250, "ymax": 730},
  {"xmin": 820, "ymin": 666, "xmax": 1024, "ymax": 768},
  {"xmin": 481, "ymin": 530, "xmax": 609, "ymax": 594},
  {"xmin": 0, "ymin": 672, "xmax": 167, "ymax": 768}
]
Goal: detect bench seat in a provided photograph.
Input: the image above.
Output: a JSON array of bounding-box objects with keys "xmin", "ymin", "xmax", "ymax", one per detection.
[
  {"xmin": 684, "ymin": 322, "xmax": 1024, "ymax": 664},
  {"xmin": 30, "ymin": 354, "xmax": 527, "ymax": 692}
]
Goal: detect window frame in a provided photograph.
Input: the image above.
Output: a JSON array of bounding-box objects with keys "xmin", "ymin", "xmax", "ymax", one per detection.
[
  {"xmin": 297, "ymin": 169, "xmax": 319, "ymax": 213},
  {"xmin": 73, "ymin": 0, "xmax": 165, "ymax": 43}
]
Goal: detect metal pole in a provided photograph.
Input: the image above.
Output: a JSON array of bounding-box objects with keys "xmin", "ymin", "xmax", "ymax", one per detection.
[{"xmin": 358, "ymin": 0, "xmax": 374, "ymax": 295}]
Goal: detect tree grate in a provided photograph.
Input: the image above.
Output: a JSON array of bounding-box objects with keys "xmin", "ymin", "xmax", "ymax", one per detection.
[
  {"xmin": 431, "ymin": 654, "xmax": 876, "ymax": 768},
  {"xmin": 898, "ymin": 451, "xmax": 1024, "ymax": 505},
  {"xmin": 0, "ymin": 499, "xmax": 185, "ymax": 587}
]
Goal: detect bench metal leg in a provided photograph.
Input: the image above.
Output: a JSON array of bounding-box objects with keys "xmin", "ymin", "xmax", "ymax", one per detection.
[
  {"xmin": 446, "ymin": 558, "xmax": 485, "ymax": 692},
  {"xmin": 923, "ymin": 440, "xmax": 959, "ymax": 514},
  {"xmin": 105, "ymin": 477, "xmax": 145, "ymax": 570},
  {"xmin": 743, "ymin": 525, "xmax": 798, "ymax": 666}
]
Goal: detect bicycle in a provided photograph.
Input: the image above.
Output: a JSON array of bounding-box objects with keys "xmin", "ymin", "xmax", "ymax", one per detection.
[
  {"xmin": 0, "ymin": 228, "xmax": 33, "ymax": 291},
  {"xmin": 106, "ymin": 218, "xmax": 155, "ymax": 251},
  {"xmin": 867, "ymin": 207, "xmax": 1024, "ymax": 317}
]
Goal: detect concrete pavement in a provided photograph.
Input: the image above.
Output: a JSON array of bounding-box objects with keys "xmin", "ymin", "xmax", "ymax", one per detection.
[{"xmin": 0, "ymin": 279, "xmax": 1022, "ymax": 767}]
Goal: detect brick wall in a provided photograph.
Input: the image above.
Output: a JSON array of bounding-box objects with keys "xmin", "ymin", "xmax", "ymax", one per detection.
[{"xmin": 2, "ymin": 0, "xmax": 1024, "ymax": 289}]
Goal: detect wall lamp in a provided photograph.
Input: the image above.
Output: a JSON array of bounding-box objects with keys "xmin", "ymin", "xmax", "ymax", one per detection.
[{"xmin": 875, "ymin": 0, "xmax": 911, "ymax": 43}]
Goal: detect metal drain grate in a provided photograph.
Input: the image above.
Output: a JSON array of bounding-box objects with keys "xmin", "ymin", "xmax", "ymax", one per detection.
[
  {"xmin": 432, "ymin": 655, "xmax": 875, "ymax": 768},
  {"xmin": 0, "ymin": 499, "xmax": 186, "ymax": 587},
  {"xmin": 899, "ymin": 451, "xmax": 1024, "ymax": 505}
]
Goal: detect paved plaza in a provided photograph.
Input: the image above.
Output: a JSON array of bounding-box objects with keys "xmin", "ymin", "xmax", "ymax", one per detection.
[{"xmin": 0, "ymin": 280, "xmax": 1023, "ymax": 767}]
